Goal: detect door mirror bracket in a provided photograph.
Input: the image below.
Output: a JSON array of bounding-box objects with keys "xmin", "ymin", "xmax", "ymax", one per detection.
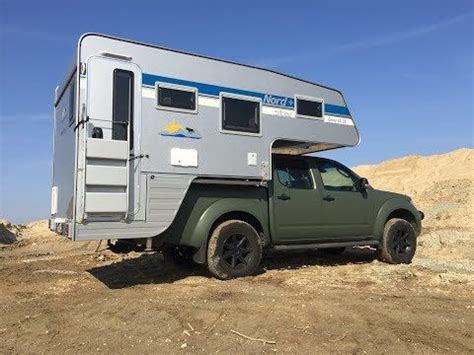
[{"xmin": 358, "ymin": 177, "xmax": 370, "ymax": 191}]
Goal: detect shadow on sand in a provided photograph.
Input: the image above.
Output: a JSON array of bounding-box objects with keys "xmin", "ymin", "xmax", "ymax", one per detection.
[{"xmin": 88, "ymin": 247, "xmax": 377, "ymax": 289}]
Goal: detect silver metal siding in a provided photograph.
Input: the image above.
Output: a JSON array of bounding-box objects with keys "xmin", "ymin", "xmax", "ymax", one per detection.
[{"xmin": 75, "ymin": 174, "xmax": 195, "ymax": 240}]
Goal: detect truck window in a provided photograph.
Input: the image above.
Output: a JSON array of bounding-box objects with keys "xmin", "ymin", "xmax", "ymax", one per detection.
[
  {"xmin": 221, "ymin": 95, "xmax": 261, "ymax": 134},
  {"xmin": 295, "ymin": 96, "xmax": 323, "ymax": 118},
  {"xmin": 156, "ymin": 84, "xmax": 197, "ymax": 112},
  {"xmin": 276, "ymin": 161, "xmax": 313, "ymax": 189},
  {"xmin": 317, "ymin": 162, "xmax": 358, "ymax": 192},
  {"xmin": 112, "ymin": 69, "xmax": 134, "ymax": 148}
]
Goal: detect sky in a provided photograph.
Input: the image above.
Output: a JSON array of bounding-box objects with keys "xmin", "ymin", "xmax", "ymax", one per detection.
[{"xmin": 0, "ymin": 0, "xmax": 473, "ymax": 223}]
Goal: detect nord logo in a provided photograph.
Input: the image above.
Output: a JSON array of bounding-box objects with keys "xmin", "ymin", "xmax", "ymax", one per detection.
[{"xmin": 263, "ymin": 94, "xmax": 291, "ymax": 107}]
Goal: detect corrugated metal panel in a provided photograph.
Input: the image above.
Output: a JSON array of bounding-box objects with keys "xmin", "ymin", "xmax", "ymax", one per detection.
[
  {"xmin": 77, "ymin": 222, "xmax": 169, "ymax": 239},
  {"xmin": 147, "ymin": 174, "xmax": 195, "ymax": 223},
  {"xmin": 76, "ymin": 174, "xmax": 196, "ymax": 240}
]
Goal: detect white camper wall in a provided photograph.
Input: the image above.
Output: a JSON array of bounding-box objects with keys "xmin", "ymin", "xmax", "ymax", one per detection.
[
  {"xmin": 51, "ymin": 73, "xmax": 77, "ymax": 225},
  {"xmin": 79, "ymin": 34, "xmax": 359, "ymax": 182}
]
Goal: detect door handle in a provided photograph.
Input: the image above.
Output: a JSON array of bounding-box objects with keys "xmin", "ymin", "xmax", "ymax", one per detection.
[
  {"xmin": 323, "ymin": 195, "xmax": 335, "ymax": 202},
  {"xmin": 277, "ymin": 194, "xmax": 291, "ymax": 200}
]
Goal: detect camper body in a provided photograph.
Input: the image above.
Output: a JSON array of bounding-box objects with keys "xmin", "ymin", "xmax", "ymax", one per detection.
[
  {"xmin": 51, "ymin": 34, "xmax": 422, "ymax": 279},
  {"xmin": 51, "ymin": 33, "xmax": 359, "ymax": 241}
]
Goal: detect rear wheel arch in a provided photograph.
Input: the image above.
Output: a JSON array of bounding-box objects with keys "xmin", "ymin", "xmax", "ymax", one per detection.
[
  {"xmin": 193, "ymin": 209, "xmax": 268, "ymax": 264},
  {"xmin": 209, "ymin": 211, "xmax": 265, "ymax": 241}
]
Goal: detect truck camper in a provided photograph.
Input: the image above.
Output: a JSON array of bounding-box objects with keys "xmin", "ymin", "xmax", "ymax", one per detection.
[{"xmin": 51, "ymin": 34, "xmax": 422, "ymax": 279}]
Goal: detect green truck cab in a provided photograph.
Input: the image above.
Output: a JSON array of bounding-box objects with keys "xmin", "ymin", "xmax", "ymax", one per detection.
[{"xmin": 161, "ymin": 155, "xmax": 423, "ymax": 279}]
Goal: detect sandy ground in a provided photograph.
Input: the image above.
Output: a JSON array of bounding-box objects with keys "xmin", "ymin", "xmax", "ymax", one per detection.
[{"xmin": 1, "ymin": 148, "xmax": 473, "ymax": 354}]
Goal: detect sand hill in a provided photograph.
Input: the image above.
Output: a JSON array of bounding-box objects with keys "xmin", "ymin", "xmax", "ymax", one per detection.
[{"xmin": 353, "ymin": 148, "xmax": 474, "ymax": 229}]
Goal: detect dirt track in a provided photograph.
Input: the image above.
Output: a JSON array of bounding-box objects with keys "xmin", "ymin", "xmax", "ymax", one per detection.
[
  {"xmin": 1, "ymin": 227, "xmax": 473, "ymax": 353},
  {"xmin": 1, "ymin": 149, "xmax": 473, "ymax": 353}
]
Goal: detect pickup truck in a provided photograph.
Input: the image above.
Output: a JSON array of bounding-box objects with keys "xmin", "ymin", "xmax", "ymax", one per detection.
[{"xmin": 158, "ymin": 155, "xmax": 423, "ymax": 279}]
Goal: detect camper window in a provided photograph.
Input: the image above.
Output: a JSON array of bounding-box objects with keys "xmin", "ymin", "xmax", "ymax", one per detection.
[
  {"xmin": 156, "ymin": 84, "xmax": 197, "ymax": 113},
  {"xmin": 112, "ymin": 69, "xmax": 134, "ymax": 148},
  {"xmin": 295, "ymin": 96, "xmax": 324, "ymax": 119},
  {"xmin": 221, "ymin": 94, "xmax": 261, "ymax": 135}
]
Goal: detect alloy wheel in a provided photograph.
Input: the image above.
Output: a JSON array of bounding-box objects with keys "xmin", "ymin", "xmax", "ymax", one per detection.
[
  {"xmin": 222, "ymin": 234, "xmax": 252, "ymax": 268},
  {"xmin": 391, "ymin": 229, "xmax": 413, "ymax": 256}
]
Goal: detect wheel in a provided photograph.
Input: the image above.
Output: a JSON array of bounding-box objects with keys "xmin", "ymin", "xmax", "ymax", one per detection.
[
  {"xmin": 207, "ymin": 220, "xmax": 262, "ymax": 280},
  {"xmin": 377, "ymin": 218, "xmax": 417, "ymax": 264},
  {"xmin": 322, "ymin": 247, "xmax": 346, "ymax": 255}
]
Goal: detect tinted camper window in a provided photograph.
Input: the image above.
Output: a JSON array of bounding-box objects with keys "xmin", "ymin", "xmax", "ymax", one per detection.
[
  {"xmin": 112, "ymin": 69, "xmax": 134, "ymax": 148},
  {"xmin": 157, "ymin": 85, "xmax": 197, "ymax": 112},
  {"xmin": 296, "ymin": 97, "xmax": 323, "ymax": 118},
  {"xmin": 221, "ymin": 96, "xmax": 260, "ymax": 134}
]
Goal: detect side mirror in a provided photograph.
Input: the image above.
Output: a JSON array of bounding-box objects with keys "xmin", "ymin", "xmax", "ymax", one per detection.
[{"xmin": 358, "ymin": 177, "xmax": 370, "ymax": 191}]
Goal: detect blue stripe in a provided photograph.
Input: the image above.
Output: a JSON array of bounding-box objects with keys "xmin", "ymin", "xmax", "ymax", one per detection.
[
  {"xmin": 325, "ymin": 104, "xmax": 351, "ymax": 117},
  {"xmin": 142, "ymin": 73, "xmax": 351, "ymax": 117}
]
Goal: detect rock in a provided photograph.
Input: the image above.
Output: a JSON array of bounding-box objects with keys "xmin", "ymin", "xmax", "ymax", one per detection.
[
  {"xmin": 0, "ymin": 219, "xmax": 12, "ymax": 228},
  {"xmin": 0, "ymin": 221, "xmax": 17, "ymax": 245}
]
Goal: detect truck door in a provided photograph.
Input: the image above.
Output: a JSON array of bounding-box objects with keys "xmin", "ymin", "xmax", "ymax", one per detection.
[
  {"xmin": 314, "ymin": 161, "xmax": 373, "ymax": 238},
  {"xmin": 80, "ymin": 56, "xmax": 142, "ymax": 222},
  {"xmin": 271, "ymin": 158, "xmax": 323, "ymax": 243}
]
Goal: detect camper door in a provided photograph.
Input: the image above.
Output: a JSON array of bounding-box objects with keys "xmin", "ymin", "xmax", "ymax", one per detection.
[{"xmin": 81, "ymin": 56, "xmax": 142, "ymax": 222}]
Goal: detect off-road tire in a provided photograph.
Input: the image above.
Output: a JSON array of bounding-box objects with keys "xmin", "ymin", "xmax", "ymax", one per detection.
[
  {"xmin": 377, "ymin": 218, "xmax": 417, "ymax": 264},
  {"xmin": 207, "ymin": 220, "xmax": 262, "ymax": 280}
]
